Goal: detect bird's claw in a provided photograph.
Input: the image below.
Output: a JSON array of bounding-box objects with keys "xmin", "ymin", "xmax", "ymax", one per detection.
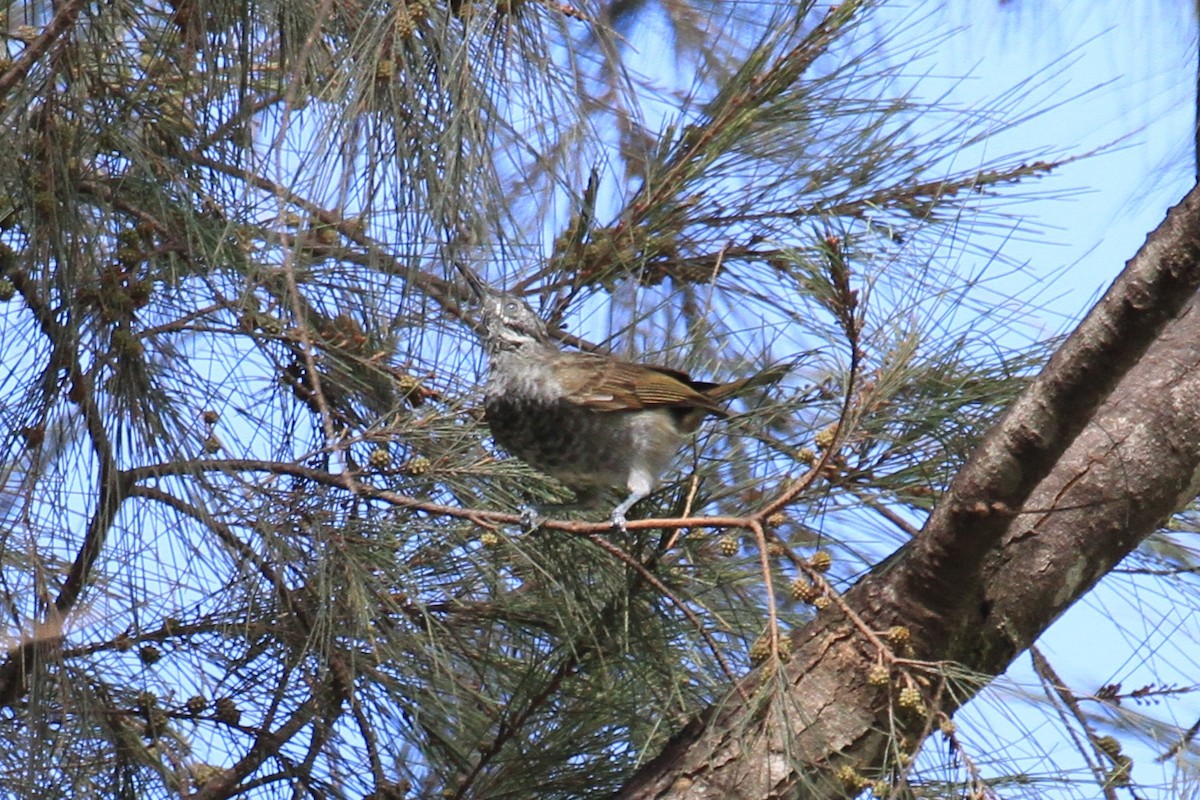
[
  {"xmin": 609, "ymin": 510, "xmax": 628, "ymax": 533},
  {"xmin": 520, "ymin": 506, "xmax": 545, "ymax": 532}
]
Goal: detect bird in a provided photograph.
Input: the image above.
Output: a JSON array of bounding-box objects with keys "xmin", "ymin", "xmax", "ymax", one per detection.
[{"xmin": 474, "ymin": 288, "xmax": 782, "ymax": 530}]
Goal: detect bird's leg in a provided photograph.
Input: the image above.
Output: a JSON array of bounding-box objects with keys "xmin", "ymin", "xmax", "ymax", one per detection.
[{"xmin": 610, "ymin": 469, "xmax": 655, "ymax": 532}]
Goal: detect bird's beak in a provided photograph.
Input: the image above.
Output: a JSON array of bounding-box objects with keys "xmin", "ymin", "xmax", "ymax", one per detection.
[{"xmin": 454, "ymin": 261, "xmax": 489, "ymax": 300}]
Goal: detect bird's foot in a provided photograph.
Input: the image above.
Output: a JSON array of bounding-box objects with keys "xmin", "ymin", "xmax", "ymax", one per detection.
[
  {"xmin": 519, "ymin": 506, "xmax": 545, "ymax": 532},
  {"xmin": 609, "ymin": 509, "xmax": 628, "ymax": 533}
]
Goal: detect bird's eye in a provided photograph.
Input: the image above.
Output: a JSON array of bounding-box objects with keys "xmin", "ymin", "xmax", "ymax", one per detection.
[{"xmin": 504, "ymin": 301, "xmax": 519, "ymax": 314}]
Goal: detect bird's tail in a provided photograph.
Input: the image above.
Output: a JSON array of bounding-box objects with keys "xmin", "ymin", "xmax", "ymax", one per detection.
[{"xmin": 700, "ymin": 359, "xmax": 798, "ymax": 402}]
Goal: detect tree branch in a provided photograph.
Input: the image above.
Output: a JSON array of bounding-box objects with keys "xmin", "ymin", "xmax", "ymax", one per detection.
[
  {"xmin": 895, "ymin": 180, "xmax": 1200, "ymax": 629},
  {"xmin": 615, "ymin": 182, "xmax": 1200, "ymax": 798},
  {"xmin": 0, "ymin": 0, "xmax": 86, "ymax": 102},
  {"xmin": 0, "ymin": 266, "xmax": 130, "ymax": 706}
]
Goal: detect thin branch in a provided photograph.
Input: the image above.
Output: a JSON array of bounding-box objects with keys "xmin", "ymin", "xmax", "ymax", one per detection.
[
  {"xmin": 0, "ymin": 267, "xmax": 130, "ymax": 706},
  {"xmin": 1031, "ymin": 647, "xmax": 1118, "ymax": 800},
  {"xmin": 0, "ymin": 0, "xmax": 86, "ymax": 102},
  {"xmin": 583, "ymin": 532, "xmax": 750, "ymax": 700}
]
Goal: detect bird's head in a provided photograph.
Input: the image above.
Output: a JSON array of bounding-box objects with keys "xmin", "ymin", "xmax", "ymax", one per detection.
[{"xmin": 479, "ymin": 291, "xmax": 554, "ymax": 352}]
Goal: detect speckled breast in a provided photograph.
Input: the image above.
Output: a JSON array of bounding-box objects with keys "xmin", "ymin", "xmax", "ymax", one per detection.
[{"xmin": 483, "ymin": 395, "xmax": 633, "ymax": 490}]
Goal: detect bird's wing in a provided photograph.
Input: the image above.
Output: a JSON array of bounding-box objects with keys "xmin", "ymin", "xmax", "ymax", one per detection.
[{"xmin": 552, "ymin": 352, "xmax": 728, "ymax": 416}]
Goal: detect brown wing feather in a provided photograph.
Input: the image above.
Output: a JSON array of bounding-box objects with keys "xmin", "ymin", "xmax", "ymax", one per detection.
[{"xmin": 551, "ymin": 352, "xmax": 728, "ymax": 416}]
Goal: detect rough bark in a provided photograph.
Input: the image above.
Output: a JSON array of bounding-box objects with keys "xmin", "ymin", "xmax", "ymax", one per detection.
[{"xmin": 616, "ymin": 183, "xmax": 1200, "ymax": 799}]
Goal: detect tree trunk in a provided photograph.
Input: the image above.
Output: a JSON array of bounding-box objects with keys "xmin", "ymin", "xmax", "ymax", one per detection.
[{"xmin": 617, "ymin": 181, "xmax": 1200, "ymax": 799}]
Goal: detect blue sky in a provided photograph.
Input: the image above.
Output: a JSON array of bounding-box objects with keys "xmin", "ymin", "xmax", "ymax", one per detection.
[
  {"xmin": 941, "ymin": 2, "xmax": 1195, "ymax": 314},
  {"xmin": 912, "ymin": 4, "xmax": 1200, "ymax": 795}
]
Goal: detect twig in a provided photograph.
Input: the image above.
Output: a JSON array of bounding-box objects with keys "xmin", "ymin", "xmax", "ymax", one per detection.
[
  {"xmin": 1031, "ymin": 646, "xmax": 1118, "ymax": 800},
  {"xmin": 584, "ymin": 533, "xmax": 751, "ymax": 701},
  {"xmin": 0, "ymin": 0, "xmax": 86, "ymax": 102}
]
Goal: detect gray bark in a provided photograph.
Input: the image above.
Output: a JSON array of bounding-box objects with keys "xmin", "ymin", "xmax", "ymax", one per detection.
[{"xmin": 617, "ymin": 182, "xmax": 1200, "ymax": 798}]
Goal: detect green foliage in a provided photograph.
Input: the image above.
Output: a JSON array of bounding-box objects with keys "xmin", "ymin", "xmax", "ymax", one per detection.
[{"xmin": 0, "ymin": 0, "xmax": 1071, "ymax": 797}]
